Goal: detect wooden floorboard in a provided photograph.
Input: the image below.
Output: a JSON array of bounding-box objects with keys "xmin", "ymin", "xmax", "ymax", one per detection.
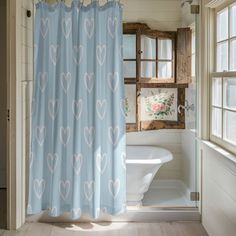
[{"xmin": 1, "ymin": 222, "xmax": 208, "ymax": 236}]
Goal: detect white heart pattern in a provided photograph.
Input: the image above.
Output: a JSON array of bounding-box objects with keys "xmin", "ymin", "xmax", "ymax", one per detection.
[
  {"xmin": 72, "ymin": 99, "xmax": 83, "ymax": 120},
  {"xmin": 96, "ymin": 44, "xmax": 106, "ymax": 66},
  {"xmin": 84, "ymin": 18, "xmax": 94, "ymax": 39},
  {"xmin": 84, "ymin": 126, "xmax": 95, "ymax": 147},
  {"xmin": 72, "ymin": 208, "xmax": 81, "ymax": 218},
  {"xmin": 61, "ymin": 72, "xmax": 72, "ymax": 93},
  {"xmin": 33, "ymin": 179, "xmax": 46, "ymax": 199},
  {"xmin": 73, "ymin": 153, "xmax": 83, "ymax": 175},
  {"xmin": 96, "ymin": 153, "xmax": 108, "ymax": 174},
  {"xmin": 50, "ymin": 207, "xmax": 58, "ymax": 216},
  {"xmin": 47, "ymin": 153, "xmax": 59, "ymax": 174},
  {"xmin": 48, "ymin": 99, "xmax": 60, "ymax": 120},
  {"xmin": 35, "ymin": 126, "xmax": 46, "ymax": 146},
  {"xmin": 107, "ymin": 72, "xmax": 119, "ymax": 92},
  {"xmin": 50, "ymin": 45, "xmax": 59, "ymax": 66},
  {"xmin": 84, "ymin": 181, "xmax": 94, "ymax": 201},
  {"xmin": 61, "ymin": 18, "xmax": 72, "ymax": 39},
  {"xmin": 108, "ymin": 179, "xmax": 120, "ymax": 199},
  {"xmin": 96, "ymin": 99, "xmax": 107, "ymax": 120},
  {"xmin": 27, "ymin": 204, "xmax": 32, "ymax": 214},
  {"xmin": 59, "ymin": 126, "xmax": 71, "ymax": 146},
  {"xmin": 73, "ymin": 45, "xmax": 83, "ymax": 65},
  {"xmin": 107, "ymin": 17, "xmax": 117, "ymax": 38},
  {"xmin": 84, "ymin": 73, "xmax": 94, "ymax": 93},
  {"xmin": 38, "ymin": 72, "xmax": 48, "ymax": 92},
  {"xmin": 108, "ymin": 126, "xmax": 120, "ymax": 145},
  {"xmin": 40, "ymin": 17, "xmax": 49, "ymax": 39},
  {"xmin": 59, "ymin": 180, "xmax": 70, "ymax": 201}
]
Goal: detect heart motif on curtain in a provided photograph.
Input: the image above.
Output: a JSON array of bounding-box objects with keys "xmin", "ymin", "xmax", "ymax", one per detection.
[
  {"xmin": 50, "ymin": 207, "xmax": 58, "ymax": 216},
  {"xmin": 84, "ymin": 18, "xmax": 94, "ymax": 39},
  {"xmin": 73, "ymin": 154, "xmax": 83, "ymax": 175},
  {"xmin": 38, "ymin": 72, "xmax": 48, "ymax": 92},
  {"xmin": 61, "ymin": 18, "xmax": 72, "ymax": 39},
  {"xmin": 59, "ymin": 180, "xmax": 70, "ymax": 201},
  {"xmin": 48, "ymin": 99, "xmax": 60, "ymax": 120},
  {"xmin": 84, "ymin": 126, "xmax": 95, "ymax": 147},
  {"xmin": 120, "ymin": 98, "xmax": 126, "ymax": 118},
  {"xmin": 47, "ymin": 153, "xmax": 59, "ymax": 174},
  {"xmin": 59, "ymin": 126, "xmax": 71, "ymax": 146},
  {"xmin": 73, "ymin": 45, "xmax": 84, "ymax": 65},
  {"xmin": 108, "ymin": 126, "xmax": 120, "ymax": 145},
  {"xmin": 72, "ymin": 99, "xmax": 83, "ymax": 120},
  {"xmin": 61, "ymin": 72, "xmax": 72, "ymax": 93},
  {"xmin": 107, "ymin": 72, "xmax": 119, "ymax": 92},
  {"xmin": 84, "ymin": 73, "xmax": 94, "ymax": 93},
  {"xmin": 84, "ymin": 181, "xmax": 94, "ymax": 201},
  {"xmin": 96, "ymin": 99, "xmax": 107, "ymax": 120},
  {"xmin": 33, "ymin": 179, "xmax": 46, "ymax": 199},
  {"xmin": 96, "ymin": 153, "xmax": 108, "ymax": 174},
  {"xmin": 40, "ymin": 17, "xmax": 49, "ymax": 39},
  {"xmin": 50, "ymin": 45, "xmax": 60, "ymax": 66},
  {"xmin": 35, "ymin": 126, "xmax": 46, "ymax": 146},
  {"xmin": 108, "ymin": 179, "xmax": 120, "ymax": 199},
  {"xmin": 96, "ymin": 44, "xmax": 106, "ymax": 66},
  {"xmin": 72, "ymin": 208, "xmax": 81, "ymax": 218},
  {"xmin": 107, "ymin": 17, "xmax": 117, "ymax": 38}
]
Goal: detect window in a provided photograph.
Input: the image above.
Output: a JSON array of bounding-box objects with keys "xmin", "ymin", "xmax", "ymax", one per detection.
[
  {"xmin": 123, "ymin": 23, "xmax": 192, "ymax": 132},
  {"xmin": 210, "ymin": 2, "xmax": 236, "ymax": 153}
]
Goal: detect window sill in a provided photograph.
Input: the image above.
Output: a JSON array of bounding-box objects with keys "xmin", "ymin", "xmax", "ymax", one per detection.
[{"xmin": 201, "ymin": 140, "xmax": 236, "ymax": 165}]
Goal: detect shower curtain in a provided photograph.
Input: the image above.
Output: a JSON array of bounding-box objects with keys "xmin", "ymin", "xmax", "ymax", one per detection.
[{"xmin": 28, "ymin": 0, "xmax": 126, "ymax": 219}]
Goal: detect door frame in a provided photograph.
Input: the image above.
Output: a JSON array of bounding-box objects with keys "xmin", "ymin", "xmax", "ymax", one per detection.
[{"xmin": 7, "ymin": 0, "xmax": 25, "ymax": 230}]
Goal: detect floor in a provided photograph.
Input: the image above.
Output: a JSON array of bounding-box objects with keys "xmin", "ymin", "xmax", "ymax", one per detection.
[
  {"xmin": 0, "ymin": 222, "xmax": 208, "ymax": 236},
  {"xmin": 0, "ymin": 189, "xmax": 7, "ymax": 229}
]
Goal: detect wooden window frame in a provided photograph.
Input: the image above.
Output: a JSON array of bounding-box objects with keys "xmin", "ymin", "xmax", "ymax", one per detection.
[{"xmin": 123, "ymin": 23, "xmax": 187, "ymax": 132}]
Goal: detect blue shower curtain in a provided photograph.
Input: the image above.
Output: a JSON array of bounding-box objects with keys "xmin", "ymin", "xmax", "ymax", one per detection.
[{"xmin": 28, "ymin": 0, "xmax": 126, "ymax": 219}]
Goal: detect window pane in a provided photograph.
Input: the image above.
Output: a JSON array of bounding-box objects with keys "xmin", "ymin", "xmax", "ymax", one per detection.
[
  {"xmin": 223, "ymin": 110, "xmax": 236, "ymax": 145},
  {"xmin": 212, "ymin": 78, "xmax": 222, "ymax": 106},
  {"xmin": 217, "ymin": 8, "xmax": 228, "ymax": 42},
  {"xmin": 223, "ymin": 78, "xmax": 236, "ymax": 110},
  {"xmin": 141, "ymin": 35, "xmax": 156, "ymax": 60},
  {"xmin": 230, "ymin": 4, "xmax": 236, "ymax": 37},
  {"xmin": 158, "ymin": 39, "xmax": 172, "ymax": 60},
  {"xmin": 158, "ymin": 62, "xmax": 172, "ymax": 78},
  {"xmin": 230, "ymin": 39, "xmax": 236, "ymax": 71},
  {"xmin": 124, "ymin": 61, "xmax": 136, "ymax": 78},
  {"xmin": 123, "ymin": 34, "xmax": 136, "ymax": 59},
  {"xmin": 217, "ymin": 41, "xmax": 228, "ymax": 72},
  {"xmin": 141, "ymin": 61, "xmax": 156, "ymax": 78},
  {"xmin": 212, "ymin": 107, "xmax": 222, "ymax": 137}
]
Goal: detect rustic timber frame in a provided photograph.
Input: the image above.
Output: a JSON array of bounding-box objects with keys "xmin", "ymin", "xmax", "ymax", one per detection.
[{"xmin": 123, "ymin": 23, "xmax": 191, "ymax": 132}]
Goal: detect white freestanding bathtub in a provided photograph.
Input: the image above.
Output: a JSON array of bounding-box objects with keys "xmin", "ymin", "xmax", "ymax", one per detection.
[{"xmin": 126, "ymin": 145, "xmax": 173, "ymax": 206}]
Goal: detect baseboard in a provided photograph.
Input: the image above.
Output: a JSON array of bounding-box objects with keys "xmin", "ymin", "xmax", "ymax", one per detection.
[{"xmin": 26, "ymin": 207, "xmax": 200, "ymax": 223}]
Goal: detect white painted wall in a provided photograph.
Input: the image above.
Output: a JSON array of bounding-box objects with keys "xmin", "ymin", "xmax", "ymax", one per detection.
[
  {"xmin": 201, "ymin": 142, "xmax": 236, "ymax": 236},
  {"xmin": 0, "ymin": 0, "xmax": 7, "ymax": 188}
]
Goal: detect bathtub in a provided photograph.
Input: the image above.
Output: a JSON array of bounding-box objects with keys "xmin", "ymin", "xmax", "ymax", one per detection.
[{"xmin": 126, "ymin": 145, "xmax": 173, "ymax": 206}]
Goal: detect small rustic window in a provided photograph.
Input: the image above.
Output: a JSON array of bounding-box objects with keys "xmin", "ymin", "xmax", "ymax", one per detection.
[{"xmin": 123, "ymin": 23, "xmax": 191, "ymax": 132}]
